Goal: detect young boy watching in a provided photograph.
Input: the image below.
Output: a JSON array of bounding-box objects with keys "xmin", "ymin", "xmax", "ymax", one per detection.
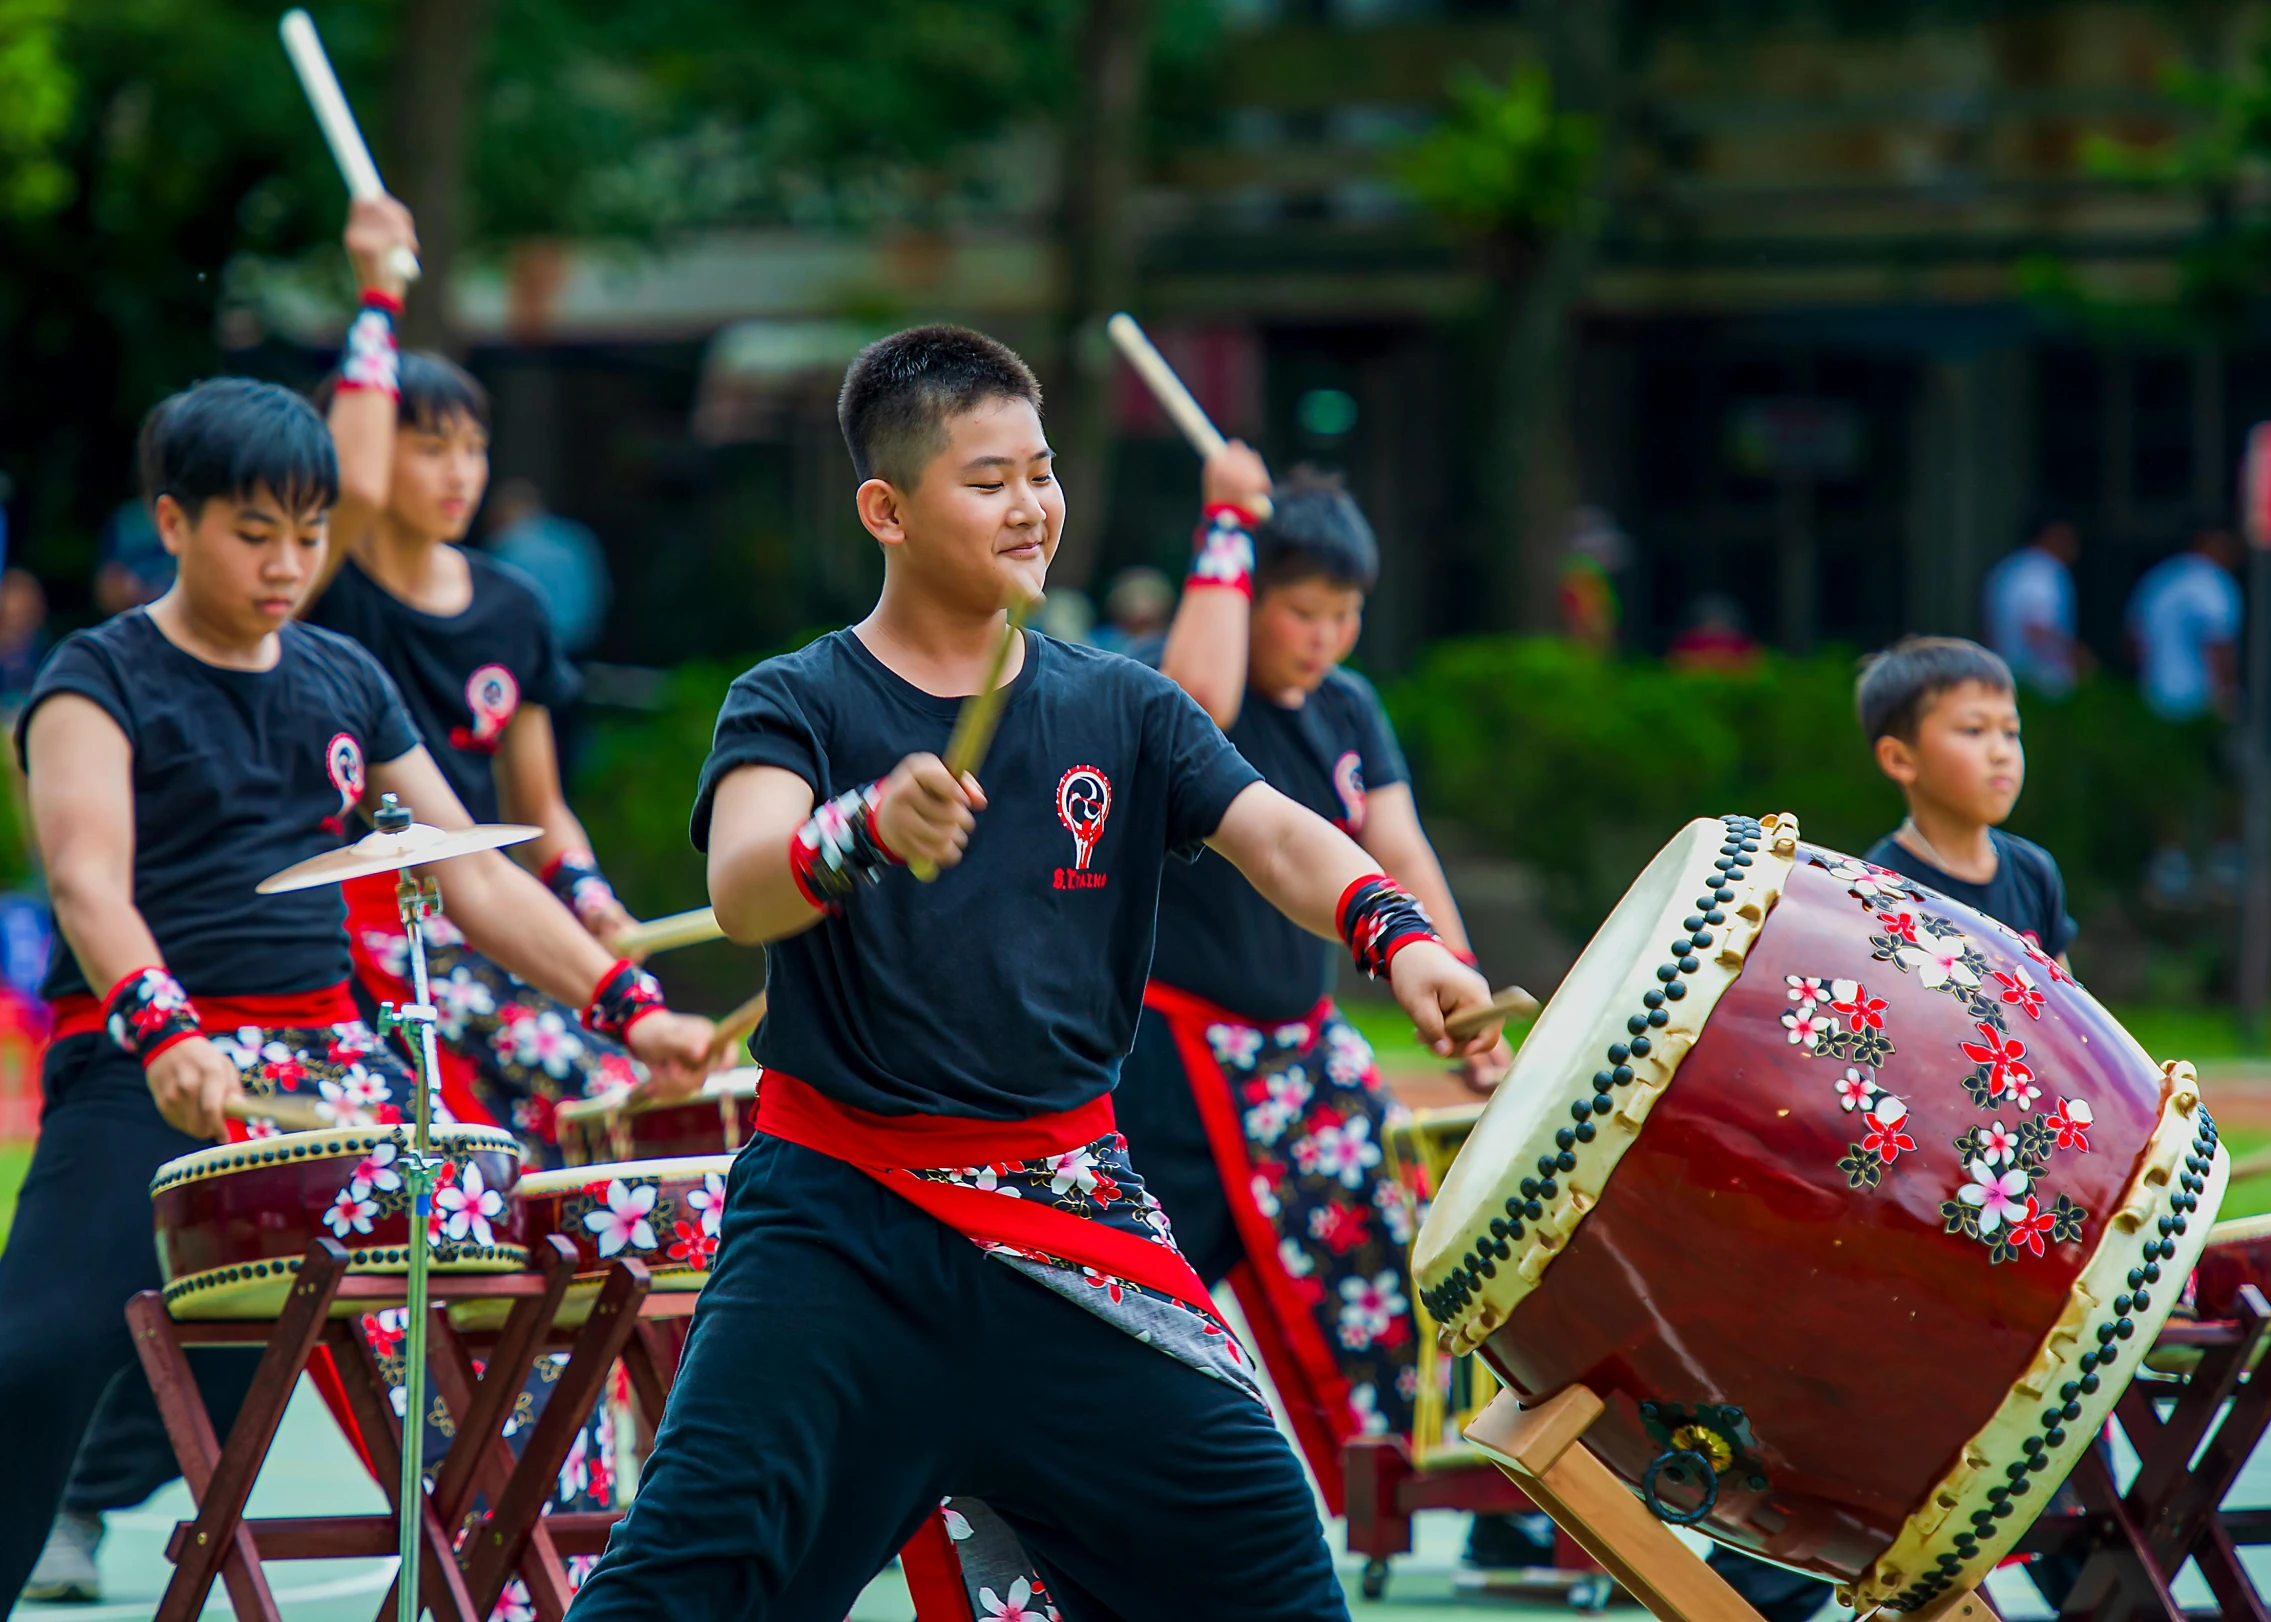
[
  {"xmin": 568, "ymin": 326, "xmax": 1505, "ymax": 1621},
  {"xmin": 1858, "ymin": 636, "xmax": 2077, "ymax": 964}
]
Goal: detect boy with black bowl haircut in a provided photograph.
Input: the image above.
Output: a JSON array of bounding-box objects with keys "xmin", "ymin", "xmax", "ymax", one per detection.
[
  {"xmin": 1858, "ymin": 636, "xmax": 2076, "ymax": 963},
  {"xmin": 567, "ymin": 326, "xmax": 1506, "ymax": 1622},
  {"xmin": 0, "ymin": 379, "xmax": 711, "ymax": 1602}
]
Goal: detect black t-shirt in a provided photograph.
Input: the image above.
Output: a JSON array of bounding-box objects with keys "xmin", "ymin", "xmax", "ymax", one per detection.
[
  {"xmin": 1140, "ymin": 654, "xmax": 1409, "ymax": 1022},
  {"xmin": 1863, "ymin": 829, "xmax": 2079, "ymax": 958},
  {"xmin": 16, "ymin": 613, "xmax": 420, "ymax": 1000},
  {"xmin": 692, "ymin": 629, "xmax": 1261, "ymax": 1119},
  {"xmin": 308, "ymin": 551, "xmax": 577, "ymax": 823}
]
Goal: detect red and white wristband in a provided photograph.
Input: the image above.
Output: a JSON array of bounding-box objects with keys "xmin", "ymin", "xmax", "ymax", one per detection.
[
  {"xmin": 105, "ymin": 966, "xmax": 203, "ymax": 1065},
  {"xmin": 1189, "ymin": 504, "xmax": 1258, "ymax": 598},
  {"xmin": 338, "ymin": 289, "xmax": 401, "ymax": 398},
  {"xmin": 1335, "ymin": 874, "xmax": 1442, "ymax": 980},
  {"xmin": 540, "ymin": 847, "xmax": 621, "ymax": 932},
  {"xmin": 582, "ymin": 959, "xmax": 667, "ymax": 1041}
]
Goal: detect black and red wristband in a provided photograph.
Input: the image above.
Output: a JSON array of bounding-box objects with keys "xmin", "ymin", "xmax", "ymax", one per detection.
[
  {"xmin": 787, "ymin": 780, "xmax": 902, "ymax": 911},
  {"xmin": 338, "ymin": 289, "xmax": 401, "ymax": 398},
  {"xmin": 540, "ymin": 847, "xmax": 620, "ymax": 930},
  {"xmin": 1335, "ymin": 874, "xmax": 1442, "ymax": 980},
  {"xmin": 1189, "ymin": 504, "xmax": 1258, "ymax": 598},
  {"xmin": 582, "ymin": 959, "xmax": 666, "ymax": 1041},
  {"xmin": 105, "ymin": 965, "xmax": 203, "ymax": 1065}
]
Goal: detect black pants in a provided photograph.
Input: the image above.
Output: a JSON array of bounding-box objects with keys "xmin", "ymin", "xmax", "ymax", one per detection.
[
  {"xmin": 0, "ymin": 1037, "xmax": 260, "ymax": 1594},
  {"xmin": 570, "ymin": 1136, "xmax": 1349, "ymax": 1622}
]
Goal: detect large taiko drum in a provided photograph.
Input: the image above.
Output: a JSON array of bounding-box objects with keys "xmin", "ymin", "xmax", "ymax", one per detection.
[
  {"xmin": 554, "ymin": 1069, "xmax": 759, "ymax": 1167},
  {"xmin": 151, "ymin": 1124, "xmax": 527, "ymax": 1319},
  {"xmin": 1414, "ymin": 812, "xmax": 2226, "ymax": 1613},
  {"xmin": 2193, "ymin": 1212, "xmax": 2271, "ymax": 1318}
]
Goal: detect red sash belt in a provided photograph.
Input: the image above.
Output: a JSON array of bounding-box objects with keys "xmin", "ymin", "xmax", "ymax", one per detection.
[
  {"xmin": 48, "ymin": 980, "xmax": 362, "ymax": 1045},
  {"xmin": 755, "ymin": 1070, "xmax": 1218, "ymax": 1314}
]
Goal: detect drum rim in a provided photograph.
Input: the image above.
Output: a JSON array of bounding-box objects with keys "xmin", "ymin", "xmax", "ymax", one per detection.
[
  {"xmin": 2208, "ymin": 1208, "xmax": 2271, "ymax": 1247},
  {"xmin": 516, "ymin": 1154, "xmax": 738, "ymax": 1194},
  {"xmin": 1848, "ymin": 1074, "xmax": 2225, "ymax": 1612},
  {"xmin": 1414, "ymin": 811, "xmax": 1800, "ymax": 1353},
  {"xmin": 552, "ymin": 1067, "xmax": 761, "ymax": 1124},
  {"xmin": 162, "ymin": 1240, "xmax": 532, "ymax": 1319},
  {"xmin": 149, "ymin": 1122, "xmax": 523, "ymax": 1197}
]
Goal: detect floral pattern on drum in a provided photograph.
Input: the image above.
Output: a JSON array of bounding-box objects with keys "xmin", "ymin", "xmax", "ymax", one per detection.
[
  {"xmin": 320, "ymin": 1139, "xmax": 514, "ymax": 1263},
  {"xmin": 1801, "ymin": 855, "xmax": 2098, "ymax": 1262}
]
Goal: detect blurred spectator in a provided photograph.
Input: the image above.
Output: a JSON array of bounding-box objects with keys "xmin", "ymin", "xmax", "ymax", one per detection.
[
  {"xmin": 1556, "ymin": 507, "xmax": 1629, "ymax": 655},
  {"xmin": 483, "ymin": 478, "xmax": 612, "ymax": 656},
  {"xmin": 1983, "ymin": 514, "xmax": 2081, "ymax": 696},
  {"xmin": 2127, "ymin": 522, "xmax": 2243, "ymax": 721},
  {"xmin": 1036, "ymin": 587, "xmax": 1095, "ymax": 645},
  {"xmin": 1667, "ymin": 592, "xmax": 1761, "ymax": 674},
  {"xmin": 0, "ymin": 570, "xmax": 47, "ymax": 710},
  {"xmin": 1095, "ymin": 566, "xmax": 1174, "ymax": 652},
  {"xmin": 94, "ymin": 500, "xmax": 171, "ymax": 614}
]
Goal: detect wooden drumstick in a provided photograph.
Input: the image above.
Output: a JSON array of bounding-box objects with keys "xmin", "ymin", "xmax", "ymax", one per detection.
[
  {"xmin": 909, "ymin": 593, "xmax": 1036, "ymax": 884},
  {"xmin": 1105, "ymin": 313, "xmax": 1272, "ymax": 522},
  {"xmin": 1445, "ymin": 986, "xmax": 1540, "ymax": 1043},
  {"xmin": 705, "ymin": 990, "xmax": 769, "ymax": 1070},
  {"xmin": 609, "ymin": 906, "xmax": 728, "ymax": 959},
  {"xmin": 222, "ymin": 1092, "xmax": 335, "ymax": 1135},
  {"xmin": 279, "ymin": 9, "xmax": 421, "ymax": 283}
]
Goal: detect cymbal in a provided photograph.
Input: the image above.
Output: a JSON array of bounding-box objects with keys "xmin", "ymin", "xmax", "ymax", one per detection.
[{"xmin": 257, "ymin": 821, "xmax": 542, "ymax": 894}]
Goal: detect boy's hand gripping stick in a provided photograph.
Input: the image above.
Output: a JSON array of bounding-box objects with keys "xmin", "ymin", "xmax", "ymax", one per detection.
[{"xmin": 909, "ymin": 593, "xmax": 1037, "ymax": 883}]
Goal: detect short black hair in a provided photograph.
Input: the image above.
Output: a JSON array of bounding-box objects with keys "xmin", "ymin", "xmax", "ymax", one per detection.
[
  {"xmin": 310, "ymin": 349, "xmax": 491, "ymax": 433},
  {"xmin": 137, "ymin": 377, "xmax": 338, "ymax": 518},
  {"xmin": 1855, "ymin": 635, "xmax": 2015, "ymax": 744},
  {"xmin": 1254, "ymin": 466, "xmax": 1379, "ymax": 594},
  {"xmin": 837, "ymin": 325, "xmax": 1042, "ymax": 488}
]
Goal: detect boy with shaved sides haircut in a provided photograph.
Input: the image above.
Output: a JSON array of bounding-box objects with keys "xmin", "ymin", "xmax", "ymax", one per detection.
[
  {"xmin": 0, "ymin": 379, "xmax": 713, "ymax": 1601},
  {"xmin": 568, "ymin": 325, "xmax": 1508, "ymax": 1622},
  {"xmin": 306, "ymin": 197, "xmax": 664, "ymax": 1165}
]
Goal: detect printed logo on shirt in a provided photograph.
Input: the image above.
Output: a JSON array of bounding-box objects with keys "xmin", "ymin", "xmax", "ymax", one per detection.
[
  {"xmin": 1054, "ymin": 765, "xmax": 1112, "ymax": 890},
  {"xmin": 448, "ymin": 664, "xmax": 520, "ymax": 755},
  {"xmin": 322, "ymin": 732, "xmax": 367, "ymax": 836},
  {"xmin": 1332, "ymin": 751, "xmax": 1367, "ymax": 833}
]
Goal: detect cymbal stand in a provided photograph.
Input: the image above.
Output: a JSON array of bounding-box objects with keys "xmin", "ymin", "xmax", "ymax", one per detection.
[{"xmin": 375, "ymin": 815, "xmax": 446, "ymax": 1622}]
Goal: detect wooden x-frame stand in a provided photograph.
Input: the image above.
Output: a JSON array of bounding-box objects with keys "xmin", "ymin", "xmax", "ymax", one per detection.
[{"xmin": 1463, "ymin": 1385, "xmax": 1996, "ymax": 1622}]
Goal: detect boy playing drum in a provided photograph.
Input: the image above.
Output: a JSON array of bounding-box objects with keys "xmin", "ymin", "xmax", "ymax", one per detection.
[
  {"xmin": 566, "ymin": 325, "xmax": 1508, "ymax": 1621},
  {"xmin": 0, "ymin": 379, "xmax": 712, "ymax": 1601}
]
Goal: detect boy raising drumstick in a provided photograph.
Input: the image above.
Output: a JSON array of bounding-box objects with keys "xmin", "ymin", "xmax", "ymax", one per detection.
[{"xmin": 568, "ymin": 327, "xmax": 1505, "ymax": 1620}]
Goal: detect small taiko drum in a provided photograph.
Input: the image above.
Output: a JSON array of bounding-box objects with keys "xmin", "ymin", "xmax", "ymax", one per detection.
[
  {"xmin": 554, "ymin": 1069, "xmax": 760, "ymax": 1167},
  {"xmin": 151, "ymin": 1124, "xmax": 527, "ymax": 1319},
  {"xmin": 1414, "ymin": 812, "xmax": 2227, "ymax": 1613}
]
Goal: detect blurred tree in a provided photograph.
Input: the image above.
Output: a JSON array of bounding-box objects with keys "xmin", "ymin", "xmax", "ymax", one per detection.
[{"xmin": 0, "ymin": 0, "xmax": 72, "ymax": 219}]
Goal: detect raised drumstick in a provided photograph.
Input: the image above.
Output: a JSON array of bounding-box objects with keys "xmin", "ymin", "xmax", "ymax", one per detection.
[
  {"xmin": 1106, "ymin": 313, "xmax": 1272, "ymax": 522},
  {"xmin": 609, "ymin": 906, "xmax": 727, "ymax": 959},
  {"xmin": 910, "ymin": 593, "xmax": 1037, "ymax": 883},
  {"xmin": 279, "ymin": 9, "xmax": 420, "ymax": 283},
  {"xmin": 1445, "ymin": 985, "xmax": 1540, "ymax": 1043}
]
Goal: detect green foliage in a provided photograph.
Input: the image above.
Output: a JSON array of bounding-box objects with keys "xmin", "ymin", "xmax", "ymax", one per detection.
[
  {"xmin": 0, "ymin": 0, "xmax": 71, "ymax": 218},
  {"xmin": 1381, "ymin": 637, "xmax": 2230, "ymax": 942},
  {"xmin": 1392, "ymin": 62, "xmax": 1599, "ymax": 240},
  {"xmin": 569, "ymin": 659, "xmax": 748, "ymax": 919}
]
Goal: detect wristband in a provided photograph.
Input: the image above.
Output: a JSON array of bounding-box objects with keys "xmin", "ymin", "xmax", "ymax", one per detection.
[
  {"xmin": 540, "ymin": 848, "xmax": 620, "ymax": 931},
  {"xmin": 1335, "ymin": 875, "xmax": 1442, "ymax": 980},
  {"xmin": 582, "ymin": 959, "xmax": 666, "ymax": 1041},
  {"xmin": 1450, "ymin": 946, "xmax": 1479, "ymax": 969},
  {"xmin": 338, "ymin": 291, "xmax": 401, "ymax": 398},
  {"xmin": 1189, "ymin": 505, "xmax": 1258, "ymax": 598},
  {"xmin": 788, "ymin": 780, "xmax": 902, "ymax": 910},
  {"xmin": 105, "ymin": 966, "xmax": 204, "ymax": 1065}
]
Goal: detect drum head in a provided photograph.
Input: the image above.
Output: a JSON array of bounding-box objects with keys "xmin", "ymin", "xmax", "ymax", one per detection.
[{"xmin": 1416, "ymin": 817, "xmax": 1744, "ymax": 1305}]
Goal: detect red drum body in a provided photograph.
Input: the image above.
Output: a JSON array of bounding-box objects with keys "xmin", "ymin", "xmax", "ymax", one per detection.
[
  {"xmin": 515, "ymin": 1156, "xmax": 733, "ymax": 1291},
  {"xmin": 555, "ymin": 1069, "xmax": 759, "ymax": 1167},
  {"xmin": 2195, "ymin": 1213, "xmax": 2271, "ymax": 1318},
  {"xmin": 1414, "ymin": 814, "xmax": 2225, "ymax": 1612},
  {"xmin": 151, "ymin": 1124, "xmax": 527, "ymax": 1319}
]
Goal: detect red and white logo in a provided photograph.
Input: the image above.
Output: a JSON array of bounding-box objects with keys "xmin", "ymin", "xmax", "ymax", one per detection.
[
  {"xmin": 1056, "ymin": 765, "xmax": 1112, "ymax": 874},
  {"xmin": 1332, "ymin": 751, "xmax": 1367, "ymax": 833},
  {"xmin": 450, "ymin": 664, "xmax": 520, "ymax": 754},
  {"xmin": 323, "ymin": 732, "xmax": 366, "ymax": 835}
]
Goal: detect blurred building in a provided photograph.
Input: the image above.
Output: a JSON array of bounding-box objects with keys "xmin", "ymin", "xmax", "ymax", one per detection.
[{"xmin": 228, "ymin": 1, "xmax": 2263, "ymax": 672}]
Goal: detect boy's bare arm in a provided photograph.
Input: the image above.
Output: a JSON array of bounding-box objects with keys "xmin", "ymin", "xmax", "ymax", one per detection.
[
  {"xmin": 1205, "ymin": 782, "xmax": 1500, "ymax": 1057},
  {"xmin": 306, "ymin": 195, "xmax": 418, "ymax": 610},
  {"xmin": 706, "ymin": 754, "xmax": 990, "ymax": 945},
  {"xmin": 1356, "ymin": 783, "xmax": 1474, "ymax": 958},
  {"xmin": 26, "ymin": 696, "xmax": 244, "ymax": 1137},
  {"xmin": 493, "ymin": 704, "xmax": 638, "ymax": 942},
  {"xmin": 1157, "ymin": 442, "xmax": 1271, "ymax": 728}
]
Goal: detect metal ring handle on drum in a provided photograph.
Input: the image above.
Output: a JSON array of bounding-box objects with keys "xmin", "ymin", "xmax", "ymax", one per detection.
[{"xmin": 1642, "ymin": 1448, "xmax": 1720, "ymax": 1526}]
